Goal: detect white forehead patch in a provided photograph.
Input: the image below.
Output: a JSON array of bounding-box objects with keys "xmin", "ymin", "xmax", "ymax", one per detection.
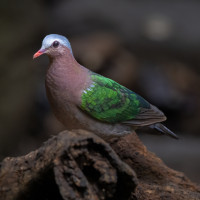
[{"xmin": 41, "ymin": 34, "xmax": 73, "ymax": 54}]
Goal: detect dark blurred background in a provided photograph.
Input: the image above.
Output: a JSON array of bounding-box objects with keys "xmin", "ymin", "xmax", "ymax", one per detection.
[{"xmin": 0, "ymin": 0, "xmax": 200, "ymax": 183}]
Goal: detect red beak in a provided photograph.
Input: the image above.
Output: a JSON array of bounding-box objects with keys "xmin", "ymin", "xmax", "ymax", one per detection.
[{"xmin": 33, "ymin": 49, "xmax": 45, "ymax": 59}]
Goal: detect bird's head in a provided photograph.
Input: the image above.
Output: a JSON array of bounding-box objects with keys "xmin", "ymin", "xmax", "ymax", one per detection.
[{"xmin": 33, "ymin": 34, "xmax": 73, "ymax": 59}]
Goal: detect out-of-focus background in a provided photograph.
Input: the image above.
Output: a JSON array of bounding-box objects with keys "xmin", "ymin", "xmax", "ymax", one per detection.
[{"xmin": 0, "ymin": 0, "xmax": 200, "ymax": 183}]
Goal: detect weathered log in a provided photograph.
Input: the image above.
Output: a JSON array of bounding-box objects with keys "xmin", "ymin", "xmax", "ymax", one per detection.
[
  {"xmin": 0, "ymin": 130, "xmax": 137, "ymax": 200},
  {"xmin": 109, "ymin": 133, "xmax": 200, "ymax": 200},
  {"xmin": 1, "ymin": 130, "xmax": 200, "ymax": 200}
]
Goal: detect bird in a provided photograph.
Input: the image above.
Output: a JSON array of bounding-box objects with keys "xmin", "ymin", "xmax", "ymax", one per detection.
[{"xmin": 33, "ymin": 34, "xmax": 178, "ymax": 139}]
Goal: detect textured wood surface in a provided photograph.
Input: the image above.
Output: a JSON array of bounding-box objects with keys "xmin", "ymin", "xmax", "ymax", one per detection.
[
  {"xmin": 0, "ymin": 130, "xmax": 137, "ymax": 200},
  {"xmin": 0, "ymin": 130, "xmax": 200, "ymax": 200},
  {"xmin": 109, "ymin": 133, "xmax": 200, "ymax": 200}
]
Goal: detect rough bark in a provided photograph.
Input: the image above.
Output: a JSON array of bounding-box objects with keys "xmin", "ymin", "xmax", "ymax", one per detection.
[
  {"xmin": 109, "ymin": 133, "xmax": 200, "ymax": 200},
  {"xmin": 0, "ymin": 130, "xmax": 200, "ymax": 200},
  {"xmin": 0, "ymin": 130, "xmax": 137, "ymax": 200}
]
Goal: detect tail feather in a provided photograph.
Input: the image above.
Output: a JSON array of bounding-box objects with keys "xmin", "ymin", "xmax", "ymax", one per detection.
[{"xmin": 149, "ymin": 123, "xmax": 179, "ymax": 139}]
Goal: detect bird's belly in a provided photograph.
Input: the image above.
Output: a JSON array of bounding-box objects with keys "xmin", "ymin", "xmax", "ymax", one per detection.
[
  {"xmin": 55, "ymin": 103, "xmax": 133, "ymax": 138},
  {"xmin": 48, "ymin": 96, "xmax": 80, "ymax": 130},
  {"xmin": 46, "ymin": 86, "xmax": 133, "ymax": 138}
]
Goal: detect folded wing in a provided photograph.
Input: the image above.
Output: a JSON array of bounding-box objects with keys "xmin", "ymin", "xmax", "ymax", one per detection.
[{"xmin": 80, "ymin": 73, "xmax": 166, "ymax": 126}]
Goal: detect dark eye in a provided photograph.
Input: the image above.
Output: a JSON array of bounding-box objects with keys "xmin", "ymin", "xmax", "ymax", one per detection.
[{"xmin": 53, "ymin": 41, "xmax": 59, "ymax": 48}]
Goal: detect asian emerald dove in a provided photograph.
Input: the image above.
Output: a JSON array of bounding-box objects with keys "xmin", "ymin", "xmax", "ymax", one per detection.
[{"xmin": 33, "ymin": 34, "xmax": 178, "ymax": 139}]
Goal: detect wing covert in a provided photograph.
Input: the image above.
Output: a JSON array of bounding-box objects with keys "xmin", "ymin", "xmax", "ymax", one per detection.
[{"xmin": 80, "ymin": 74, "xmax": 161, "ymax": 124}]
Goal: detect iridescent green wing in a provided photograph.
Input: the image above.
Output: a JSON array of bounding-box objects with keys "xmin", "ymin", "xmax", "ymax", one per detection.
[{"xmin": 80, "ymin": 73, "xmax": 164, "ymax": 124}]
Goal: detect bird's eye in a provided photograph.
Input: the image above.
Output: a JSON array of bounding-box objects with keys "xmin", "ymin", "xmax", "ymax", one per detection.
[{"xmin": 52, "ymin": 41, "xmax": 59, "ymax": 48}]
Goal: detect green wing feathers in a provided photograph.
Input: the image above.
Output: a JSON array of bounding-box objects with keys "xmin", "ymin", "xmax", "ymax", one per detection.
[{"xmin": 80, "ymin": 73, "xmax": 155, "ymax": 124}]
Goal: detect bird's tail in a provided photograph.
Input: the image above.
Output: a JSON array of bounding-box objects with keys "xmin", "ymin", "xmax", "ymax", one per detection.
[{"xmin": 149, "ymin": 123, "xmax": 179, "ymax": 139}]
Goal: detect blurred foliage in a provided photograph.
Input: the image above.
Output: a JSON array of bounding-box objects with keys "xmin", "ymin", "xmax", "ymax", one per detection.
[{"xmin": 0, "ymin": 0, "xmax": 200, "ymax": 183}]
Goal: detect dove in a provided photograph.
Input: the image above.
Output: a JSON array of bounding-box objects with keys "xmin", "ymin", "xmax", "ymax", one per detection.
[{"xmin": 33, "ymin": 34, "xmax": 178, "ymax": 139}]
